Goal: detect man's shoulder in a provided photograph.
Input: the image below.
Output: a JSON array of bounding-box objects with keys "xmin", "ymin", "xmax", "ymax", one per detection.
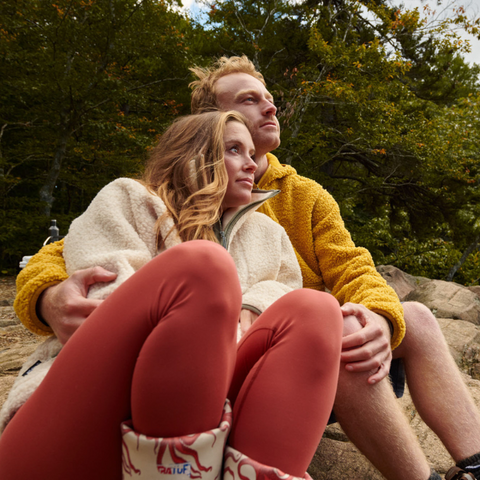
[
  {"xmin": 265, "ymin": 153, "xmax": 327, "ymax": 193},
  {"xmin": 269, "ymin": 167, "xmax": 331, "ymax": 201}
]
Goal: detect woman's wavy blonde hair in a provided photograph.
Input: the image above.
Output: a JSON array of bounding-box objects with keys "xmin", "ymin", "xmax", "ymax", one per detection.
[{"xmin": 143, "ymin": 110, "xmax": 252, "ymax": 249}]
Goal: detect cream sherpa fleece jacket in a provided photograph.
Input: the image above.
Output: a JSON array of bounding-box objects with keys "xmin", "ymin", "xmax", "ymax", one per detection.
[{"xmin": 63, "ymin": 178, "xmax": 302, "ymax": 312}]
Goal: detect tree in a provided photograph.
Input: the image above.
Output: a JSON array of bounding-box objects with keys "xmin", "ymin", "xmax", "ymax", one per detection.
[
  {"xmin": 0, "ymin": 0, "xmax": 197, "ymax": 271},
  {"xmin": 199, "ymin": 0, "xmax": 480, "ymax": 283}
]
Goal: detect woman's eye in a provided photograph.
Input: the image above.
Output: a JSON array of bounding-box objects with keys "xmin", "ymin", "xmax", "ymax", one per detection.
[{"xmin": 230, "ymin": 146, "xmax": 239, "ymax": 153}]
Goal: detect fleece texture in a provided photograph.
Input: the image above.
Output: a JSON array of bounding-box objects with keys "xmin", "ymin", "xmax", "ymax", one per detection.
[
  {"xmin": 0, "ymin": 336, "xmax": 62, "ymax": 433},
  {"xmin": 15, "ymin": 155, "xmax": 405, "ymax": 348},
  {"xmin": 257, "ymin": 154, "xmax": 405, "ymax": 349},
  {"xmin": 14, "ymin": 240, "xmax": 68, "ymax": 335},
  {"xmin": 63, "ymin": 178, "xmax": 301, "ymax": 313}
]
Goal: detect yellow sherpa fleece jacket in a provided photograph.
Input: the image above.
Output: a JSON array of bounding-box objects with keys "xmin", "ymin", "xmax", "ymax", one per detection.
[
  {"xmin": 14, "ymin": 240, "xmax": 68, "ymax": 335},
  {"xmin": 257, "ymin": 154, "xmax": 405, "ymax": 349}
]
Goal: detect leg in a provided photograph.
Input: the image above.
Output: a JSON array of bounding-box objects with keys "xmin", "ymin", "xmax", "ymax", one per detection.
[
  {"xmin": 334, "ymin": 314, "xmax": 432, "ymax": 480},
  {"xmin": 228, "ymin": 290, "xmax": 343, "ymax": 477},
  {"xmin": 397, "ymin": 302, "xmax": 480, "ymax": 462},
  {"xmin": 0, "ymin": 241, "xmax": 241, "ymax": 480}
]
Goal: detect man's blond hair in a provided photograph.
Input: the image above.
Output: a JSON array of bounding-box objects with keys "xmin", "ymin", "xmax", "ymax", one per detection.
[{"xmin": 190, "ymin": 56, "xmax": 265, "ymax": 114}]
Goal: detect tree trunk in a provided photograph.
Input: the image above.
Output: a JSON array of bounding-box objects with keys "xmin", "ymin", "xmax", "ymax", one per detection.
[
  {"xmin": 39, "ymin": 123, "xmax": 70, "ymax": 217},
  {"xmin": 446, "ymin": 235, "xmax": 480, "ymax": 282}
]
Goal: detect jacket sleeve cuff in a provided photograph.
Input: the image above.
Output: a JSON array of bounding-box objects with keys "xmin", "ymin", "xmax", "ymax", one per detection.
[
  {"xmin": 14, "ymin": 272, "xmax": 68, "ymax": 336},
  {"xmin": 370, "ymin": 308, "xmax": 405, "ymax": 351},
  {"xmin": 28, "ymin": 281, "xmax": 61, "ymax": 334}
]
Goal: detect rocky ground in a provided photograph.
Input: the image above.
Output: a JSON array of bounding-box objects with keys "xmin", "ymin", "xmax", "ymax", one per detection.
[
  {"xmin": 0, "ymin": 277, "xmax": 44, "ymax": 407},
  {"xmin": 1, "ymin": 270, "xmax": 480, "ymax": 479}
]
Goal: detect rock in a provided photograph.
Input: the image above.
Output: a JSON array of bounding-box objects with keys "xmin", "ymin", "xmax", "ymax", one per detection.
[
  {"xmin": 405, "ymin": 279, "xmax": 480, "ymax": 325},
  {"xmin": 0, "ymin": 343, "xmax": 42, "ymax": 376},
  {"xmin": 376, "ymin": 265, "xmax": 429, "ymax": 301},
  {"xmin": 0, "ymin": 377, "xmax": 16, "ymax": 413},
  {"xmin": 401, "ymin": 374, "xmax": 480, "ymax": 476},
  {"xmin": 0, "ymin": 307, "xmax": 20, "ymax": 327},
  {"xmin": 312, "ymin": 374, "xmax": 480, "ymax": 480},
  {"xmin": 310, "ymin": 437, "xmax": 383, "ymax": 480},
  {"xmin": 438, "ymin": 318, "xmax": 480, "ymax": 374},
  {"xmin": 310, "ymin": 284, "xmax": 480, "ymax": 479},
  {"xmin": 467, "ymin": 286, "xmax": 480, "ymax": 298}
]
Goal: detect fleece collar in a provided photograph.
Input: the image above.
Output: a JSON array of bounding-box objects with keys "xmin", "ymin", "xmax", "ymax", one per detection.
[
  {"xmin": 221, "ymin": 189, "xmax": 279, "ymax": 227},
  {"xmin": 257, "ymin": 153, "xmax": 298, "ymax": 189},
  {"xmin": 216, "ymin": 189, "xmax": 280, "ymax": 249}
]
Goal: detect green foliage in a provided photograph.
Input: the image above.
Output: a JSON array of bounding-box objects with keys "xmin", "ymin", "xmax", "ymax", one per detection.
[
  {"xmin": 200, "ymin": 0, "xmax": 480, "ymax": 283},
  {"xmin": 2, "ymin": 0, "xmax": 480, "ymax": 284},
  {"xmin": 0, "ymin": 0, "xmax": 198, "ymax": 271}
]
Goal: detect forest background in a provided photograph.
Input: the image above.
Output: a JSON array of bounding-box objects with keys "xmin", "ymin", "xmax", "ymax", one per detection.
[{"xmin": 1, "ymin": 0, "xmax": 480, "ymax": 285}]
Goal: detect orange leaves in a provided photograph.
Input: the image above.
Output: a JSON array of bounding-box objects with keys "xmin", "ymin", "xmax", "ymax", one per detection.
[
  {"xmin": 52, "ymin": 3, "xmax": 65, "ymax": 16},
  {"xmin": 283, "ymin": 67, "xmax": 298, "ymax": 79},
  {"xmin": 389, "ymin": 8, "xmax": 421, "ymax": 33}
]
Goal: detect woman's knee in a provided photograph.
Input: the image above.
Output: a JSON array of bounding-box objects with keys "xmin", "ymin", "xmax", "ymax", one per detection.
[
  {"xmin": 280, "ymin": 289, "xmax": 341, "ymax": 319},
  {"xmin": 276, "ymin": 289, "xmax": 343, "ymax": 354},
  {"xmin": 139, "ymin": 241, "xmax": 241, "ymax": 323},
  {"xmin": 147, "ymin": 241, "xmax": 239, "ymax": 296},
  {"xmin": 156, "ymin": 240, "xmax": 235, "ymax": 277}
]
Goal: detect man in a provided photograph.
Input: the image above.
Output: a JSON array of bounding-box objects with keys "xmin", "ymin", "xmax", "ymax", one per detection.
[{"xmin": 14, "ymin": 56, "xmax": 480, "ymax": 480}]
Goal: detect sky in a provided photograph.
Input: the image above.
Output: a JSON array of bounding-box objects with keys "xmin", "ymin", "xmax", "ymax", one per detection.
[
  {"xmin": 398, "ymin": 0, "xmax": 480, "ymax": 66},
  {"xmin": 180, "ymin": 0, "xmax": 480, "ymax": 67}
]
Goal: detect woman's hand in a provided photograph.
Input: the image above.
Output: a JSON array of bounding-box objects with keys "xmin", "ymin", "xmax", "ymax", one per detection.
[{"xmin": 239, "ymin": 309, "xmax": 259, "ymax": 338}]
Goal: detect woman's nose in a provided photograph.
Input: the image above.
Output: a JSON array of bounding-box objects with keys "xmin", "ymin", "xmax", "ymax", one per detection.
[{"xmin": 244, "ymin": 156, "xmax": 257, "ymax": 172}]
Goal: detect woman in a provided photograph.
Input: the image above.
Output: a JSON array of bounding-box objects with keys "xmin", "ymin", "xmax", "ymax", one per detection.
[{"xmin": 0, "ymin": 111, "xmax": 343, "ymax": 480}]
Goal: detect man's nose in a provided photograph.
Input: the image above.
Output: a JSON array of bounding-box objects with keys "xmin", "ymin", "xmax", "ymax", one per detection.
[{"xmin": 262, "ymin": 100, "xmax": 277, "ymax": 116}]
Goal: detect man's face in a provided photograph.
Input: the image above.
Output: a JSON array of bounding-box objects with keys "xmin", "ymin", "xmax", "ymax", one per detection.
[{"xmin": 215, "ymin": 73, "xmax": 281, "ymax": 156}]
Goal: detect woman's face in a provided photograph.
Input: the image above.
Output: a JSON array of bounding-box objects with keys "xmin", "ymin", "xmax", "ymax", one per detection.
[{"xmin": 222, "ymin": 121, "xmax": 257, "ymax": 210}]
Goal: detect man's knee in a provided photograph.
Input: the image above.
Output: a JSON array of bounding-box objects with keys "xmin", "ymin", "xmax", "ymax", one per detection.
[
  {"xmin": 270, "ymin": 290, "xmax": 343, "ymax": 358},
  {"xmin": 396, "ymin": 301, "xmax": 445, "ymax": 357},
  {"xmin": 403, "ymin": 301, "xmax": 441, "ymax": 334}
]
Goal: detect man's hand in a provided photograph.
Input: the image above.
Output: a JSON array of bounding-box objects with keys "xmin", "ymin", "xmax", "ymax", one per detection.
[
  {"xmin": 340, "ymin": 302, "xmax": 392, "ymax": 385},
  {"xmin": 239, "ymin": 309, "xmax": 259, "ymax": 338},
  {"xmin": 38, "ymin": 267, "xmax": 117, "ymax": 345}
]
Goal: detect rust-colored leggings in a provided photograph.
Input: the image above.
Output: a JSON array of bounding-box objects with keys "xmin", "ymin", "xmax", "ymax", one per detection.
[{"xmin": 0, "ymin": 241, "xmax": 342, "ymax": 479}]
